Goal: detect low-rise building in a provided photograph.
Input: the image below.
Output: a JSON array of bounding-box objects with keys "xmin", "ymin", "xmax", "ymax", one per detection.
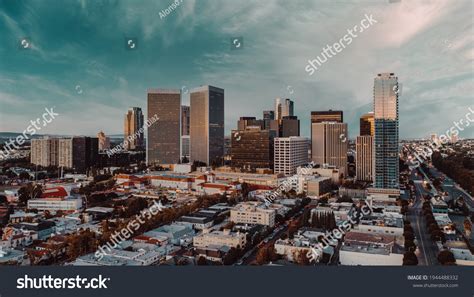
[
  {"xmin": 230, "ymin": 201, "xmax": 276, "ymax": 227},
  {"xmin": 178, "ymin": 214, "xmax": 214, "ymax": 230},
  {"xmin": 0, "ymin": 247, "xmax": 27, "ymax": 265},
  {"xmin": 193, "ymin": 229, "xmax": 246, "ymax": 250},
  {"xmin": 355, "ymin": 214, "xmax": 404, "ymax": 237},
  {"xmin": 149, "ymin": 175, "xmax": 192, "ymax": 191},
  {"xmin": 27, "ymin": 197, "xmax": 82, "ymax": 211},
  {"xmin": 297, "ymin": 175, "xmax": 331, "ymax": 197},
  {"xmin": 339, "ymin": 231, "xmax": 403, "ymax": 266},
  {"xmin": 71, "ymin": 248, "xmax": 165, "ymax": 266},
  {"xmin": 144, "ymin": 223, "xmax": 194, "ymax": 246}
]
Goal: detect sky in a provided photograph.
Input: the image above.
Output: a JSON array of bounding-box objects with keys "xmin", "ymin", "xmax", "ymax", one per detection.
[{"xmin": 0, "ymin": 0, "xmax": 473, "ymax": 139}]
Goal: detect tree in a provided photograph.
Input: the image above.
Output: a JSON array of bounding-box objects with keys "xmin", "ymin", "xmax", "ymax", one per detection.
[
  {"xmin": 437, "ymin": 250, "xmax": 456, "ymax": 265},
  {"xmin": 223, "ymin": 247, "xmax": 240, "ymax": 265},
  {"xmin": 404, "ymin": 239, "xmax": 416, "ymax": 252},
  {"xmin": 196, "ymin": 256, "xmax": 208, "ymax": 265},
  {"xmin": 256, "ymin": 246, "xmax": 270, "ymax": 265},
  {"xmin": 18, "ymin": 183, "xmax": 42, "ymax": 206},
  {"xmin": 403, "ymin": 251, "xmax": 418, "ymax": 265},
  {"xmin": 240, "ymin": 182, "xmax": 250, "ymax": 199},
  {"xmin": 403, "ymin": 231, "xmax": 415, "ymax": 241},
  {"xmin": 19, "ymin": 171, "xmax": 30, "ymax": 180},
  {"xmin": 296, "ymin": 250, "xmax": 311, "ymax": 265}
]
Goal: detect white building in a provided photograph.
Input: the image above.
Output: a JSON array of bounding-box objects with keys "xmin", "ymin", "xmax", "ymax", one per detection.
[
  {"xmin": 193, "ymin": 229, "xmax": 246, "ymax": 249},
  {"xmin": 27, "ymin": 198, "xmax": 82, "ymax": 211},
  {"xmin": 274, "ymin": 137, "xmax": 309, "ymax": 175},
  {"xmin": 355, "ymin": 214, "xmax": 404, "ymax": 237},
  {"xmin": 297, "ymin": 164, "xmax": 342, "ymax": 185},
  {"xmin": 230, "ymin": 201, "xmax": 276, "ymax": 227},
  {"xmin": 149, "ymin": 175, "xmax": 192, "ymax": 190},
  {"xmin": 339, "ymin": 232, "xmax": 403, "ymax": 266}
]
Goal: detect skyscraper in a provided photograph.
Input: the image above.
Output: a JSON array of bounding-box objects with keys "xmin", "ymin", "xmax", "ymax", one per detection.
[
  {"xmin": 181, "ymin": 105, "xmax": 191, "ymax": 162},
  {"xmin": 124, "ymin": 107, "xmax": 144, "ymax": 150},
  {"xmin": 275, "ymin": 98, "xmax": 294, "ymax": 120},
  {"xmin": 31, "ymin": 138, "xmax": 59, "ymax": 167},
  {"xmin": 274, "ymin": 136, "xmax": 308, "ymax": 175},
  {"xmin": 311, "ymin": 122, "xmax": 348, "ymax": 175},
  {"xmin": 31, "ymin": 137, "xmax": 98, "ymax": 173},
  {"xmin": 280, "ymin": 116, "xmax": 300, "ymax": 137},
  {"xmin": 97, "ymin": 131, "xmax": 110, "ymax": 151},
  {"xmin": 360, "ymin": 112, "xmax": 375, "ymax": 136},
  {"xmin": 237, "ymin": 117, "xmax": 264, "ymax": 130},
  {"xmin": 311, "ymin": 110, "xmax": 343, "ymax": 124},
  {"xmin": 231, "ymin": 126, "xmax": 275, "ymax": 170},
  {"xmin": 147, "ymin": 89, "xmax": 181, "ymax": 165},
  {"xmin": 190, "ymin": 85, "xmax": 224, "ymax": 166},
  {"xmin": 373, "ymin": 73, "xmax": 399, "ymax": 189},
  {"xmin": 263, "ymin": 110, "xmax": 275, "ymax": 130},
  {"xmin": 181, "ymin": 105, "xmax": 190, "ymax": 136},
  {"xmin": 58, "ymin": 137, "xmax": 98, "ymax": 173},
  {"xmin": 356, "ymin": 135, "xmax": 373, "ymax": 182}
]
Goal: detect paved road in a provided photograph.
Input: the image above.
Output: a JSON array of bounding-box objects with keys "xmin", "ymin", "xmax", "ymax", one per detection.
[
  {"xmin": 408, "ymin": 170, "xmax": 439, "ymax": 266},
  {"xmin": 240, "ymin": 209, "xmax": 304, "ymax": 265}
]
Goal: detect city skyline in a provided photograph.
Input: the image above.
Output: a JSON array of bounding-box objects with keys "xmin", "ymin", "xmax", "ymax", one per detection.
[{"xmin": 1, "ymin": 1, "xmax": 473, "ymax": 139}]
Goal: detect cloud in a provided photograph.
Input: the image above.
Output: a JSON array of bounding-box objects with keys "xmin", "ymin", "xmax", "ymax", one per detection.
[{"xmin": 0, "ymin": 0, "xmax": 472, "ymax": 139}]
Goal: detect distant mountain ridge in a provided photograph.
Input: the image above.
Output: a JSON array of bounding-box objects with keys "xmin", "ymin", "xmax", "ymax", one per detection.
[{"xmin": 0, "ymin": 132, "xmax": 125, "ymax": 144}]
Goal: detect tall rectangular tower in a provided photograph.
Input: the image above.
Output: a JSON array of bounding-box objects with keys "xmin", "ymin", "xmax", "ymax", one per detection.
[
  {"xmin": 311, "ymin": 122, "xmax": 348, "ymax": 175},
  {"xmin": 373, "ymin": 73, "xmax": 399, "ymax": 189},
  {"xmin": 124, "ymin": 107, "xmax": 144, "ymax": 150},
  {"xmin": 190, "ymin": 85, "xmax": 224, "ymax": 166},
  {"xmin": 147, "ymin": 89, "xmax": 181, "ymax": 165}
]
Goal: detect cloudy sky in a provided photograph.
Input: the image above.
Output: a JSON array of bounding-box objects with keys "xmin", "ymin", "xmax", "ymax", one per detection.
[{"xmin": 0, "ymin": 0, "xmax": 473, "ymax": 139}]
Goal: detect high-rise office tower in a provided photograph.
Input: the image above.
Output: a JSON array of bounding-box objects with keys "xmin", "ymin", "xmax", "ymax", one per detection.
[
  {"xmin": 360, "ymin": 112, "xmax": 375, "ymax": 136},
  {"xmin": 97, "ymin": 131, "xmax": 110, "ymax": 151},
  {"xmin": 58, "ymin": 137, "xmax": 98, "ymax": 173},
  {"xmin": 181, "ymin": 105, "xmax": 190, "ymax": 136},
  {"xmin": 275, "ymin": 98, "xmax": 294, "ymax": 120},
  {"xmin": 237, "ymin": 117, "xmax": 264, "ymax": 130},
  {"xmin": 181, "ymin": 135, "xmax": 190, "ymax": 161},
  {"xmin": 282, "ymin": 98, "xmax": 294, "ymax": 118},
  {"xmin": 311, "ymin": 122, "xmax": 348, "ymax": 175},
  {"xmin": 373, "ymin": 73, "xmax": 399, "ymax": 189},
  {"xmin": 147, "ymin": 89, "xmax": 181, "ymax": 165},
  {"xmin": 356, "ymin": 135, "xmax": 373, "ymax": 182},
  {"xmin": 190, "ymin": 85, "xmax": 224, "ymax": 166},
  {"xmin": 181, "ymin": 105, "xmax": 191, "ymax": 162},
  {"xmin": 311, "ymin": 110, "xmax": 343, "ymax": 124},
  {"xmin": 275, "ymin": 98, "xmax": 282, "ymax": 121},
  {"xmin": 310, "ymin": 110, "xmax": 343, "ymax": 160},
  {"xmin": 281, "ymin": 116, "xmax": 300, "ymax": 137},
  {"xmin": 31, "ymin": 138, "xmax": 60, "ymax": 167},
  {"xmin": 231, "ymin": 126, "xmax": 275, "ymax": 170},
  {"xmin": 31, "ymin": 137, "xmax": 98, "ymax": 173},
  {"xmin": 124, "ymin": 107, "xmax": 144, "ymax": 150},
  {"xmin": 274, "ymin": 136, "xmax": 308, "ymax": 175},
  {"xmin": 263, "ymin": 110, "xmax": 275, "ymax": 130}
]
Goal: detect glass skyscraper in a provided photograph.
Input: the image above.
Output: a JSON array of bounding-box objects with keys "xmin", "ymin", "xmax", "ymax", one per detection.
[{"xmin": 373, "ymin": 73, "xmax": 399, "ymax": 189}]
